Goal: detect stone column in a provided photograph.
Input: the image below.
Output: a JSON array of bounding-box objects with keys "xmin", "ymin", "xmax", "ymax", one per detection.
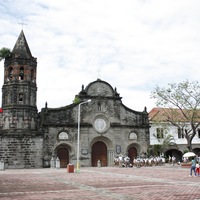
[{"xmin": 108, "ymin": 150, "xmax": 114, "ymax": 166}]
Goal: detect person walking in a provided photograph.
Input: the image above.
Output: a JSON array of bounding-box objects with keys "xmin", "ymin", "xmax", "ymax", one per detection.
[
  {"xmin": 189, "ymin": 158, "xmax": 196, "ymax": 177},
  {"xmin": 196, "ymin": 162, "xmax": 200, "ymax": 176},
  {"xmin": 172, "ymin": 156, "xmax": 176, "ymax": 166},
  {"xmin": 168, "ymin": 156, "xmax": 171, "ymax": 164}
]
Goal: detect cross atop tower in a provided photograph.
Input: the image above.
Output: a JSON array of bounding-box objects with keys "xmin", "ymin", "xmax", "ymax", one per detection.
[
  {"xmin": 97, "ymin": 68, "xmax": 101, "ymax": 79},
  {"xmin": 18, "ymin": 20, "xmax": 27, "ymax": 29}
]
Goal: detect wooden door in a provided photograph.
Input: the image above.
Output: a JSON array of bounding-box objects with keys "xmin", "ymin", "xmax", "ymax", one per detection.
[
  {"xmin": 57, "ymin": 148, "xmax": 69, "ymax": 168},
  {"xmin": 128, "ymin": 147, "xmax": 137, "ymax": 164},
  {"xmin": 92, "ymin": 141, "xmax": 107, "ymax": 167}
]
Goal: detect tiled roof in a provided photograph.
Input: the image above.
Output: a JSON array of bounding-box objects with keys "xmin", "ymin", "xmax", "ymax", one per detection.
[{"xmin": 149, "ymin": 107, "xmax": 200, "ymax": 122}]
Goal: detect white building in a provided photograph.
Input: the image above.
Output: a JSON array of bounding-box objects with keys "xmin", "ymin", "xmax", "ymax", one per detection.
[{"xmin": 149, "ymin": 107, "xmax": 200, "ymax": 161}]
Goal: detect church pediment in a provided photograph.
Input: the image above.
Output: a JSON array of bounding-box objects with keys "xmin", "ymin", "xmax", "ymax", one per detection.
[{"xmin": 86, "ymin": 79, "xmax": 115, "ymax": 97}]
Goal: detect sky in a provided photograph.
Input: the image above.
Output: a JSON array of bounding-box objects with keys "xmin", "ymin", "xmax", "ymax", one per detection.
[{"xmin": 0, "ymin": 0, "xmax": 200, "ymax": 112}]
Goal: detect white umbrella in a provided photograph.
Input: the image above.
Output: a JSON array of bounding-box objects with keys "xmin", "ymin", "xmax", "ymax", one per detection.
[{"xmin": 183, "ymin": 152, "xmax": 196, "ymax": 158}]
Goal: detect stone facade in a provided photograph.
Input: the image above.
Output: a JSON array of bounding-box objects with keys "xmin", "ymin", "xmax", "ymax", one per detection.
[
  {"xmin": 0, "ymin": 31, "xmax": 150, "ymax": 169},
  {"xmin": 39, "ymin": 80, "xmax": 150, "ymax": 168}
]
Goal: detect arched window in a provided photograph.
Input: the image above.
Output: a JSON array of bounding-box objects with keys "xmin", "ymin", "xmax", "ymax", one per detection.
[
  {"xmin": 98, "ymin": 102, "xmax": 101, "ymax": 111},
  {"xmin": 129, "ymin": 132, "xmax": 137, "ymax": 140},
  {"xmin": 9, "ymin": 67, "xmax": 13, "ymax": 80},
  {"xmin": 19, "ymin": 92, "xmax": 24, "ymax": 103},
  {"xmin": 19, "ymin": 67, "xmax": 24, "ymax": 80}
]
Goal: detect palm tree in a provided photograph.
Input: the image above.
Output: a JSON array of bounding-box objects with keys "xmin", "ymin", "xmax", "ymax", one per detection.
[
  {"xmin": 149, "ymin": 134, "xmax": 177, "ymax": 156},
  {"xmin": 162, "ymin": 134, "xmax": 178, "ymax": 153},
  {"xmin": 0, "ymin": 47, "xmax": 11, "ymax": 61},
  {"xmin": 152, "ymin": 133, "xmax": 177, "ymax": 156}
]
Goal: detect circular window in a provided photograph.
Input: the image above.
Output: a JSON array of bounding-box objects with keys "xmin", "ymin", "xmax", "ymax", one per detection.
[{"xmin": 94, "ymin": 118, "xmax": 107, "ymax": 132}]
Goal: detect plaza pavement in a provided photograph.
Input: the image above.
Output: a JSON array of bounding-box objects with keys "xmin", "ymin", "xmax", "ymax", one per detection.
[{"xmin": 0, "ymin": 164, "xmax": 200, "ymax": 200}]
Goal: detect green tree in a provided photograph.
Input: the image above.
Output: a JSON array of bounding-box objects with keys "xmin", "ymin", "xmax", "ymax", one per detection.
[
  {"xmin": 0, "ymin": 47, "xmax": 11, "ymax": 61},
  {"xmin": 157, "ymin": 134, "xmax": 177, "ymax": 154},
  {"xmin": 73, "ymin": 96, "xmax": 80, "ymax": 104},
  {"xmin": 151, "ymin": 80, "xmax": 200, "ymax": 151},
  {"xmin": 148, "ymin": 144, "xmax": 162, "ymax": 156}
]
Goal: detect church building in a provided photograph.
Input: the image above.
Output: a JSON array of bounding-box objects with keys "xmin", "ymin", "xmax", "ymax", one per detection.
[{"xmin": 0, "ymin": 30, "xmax": 150, "ymax": 169}]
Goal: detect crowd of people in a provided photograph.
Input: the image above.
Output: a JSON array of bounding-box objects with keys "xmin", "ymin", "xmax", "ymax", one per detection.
[
  {"xmin": 114, "ymin": 154, "xmax": 200, "ymax": 177},
  {"xmin": 114, "ymin": 155, "xmax": 168, "ymax": 168}
]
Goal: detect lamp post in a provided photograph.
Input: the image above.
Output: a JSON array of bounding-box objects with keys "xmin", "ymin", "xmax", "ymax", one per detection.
[{"xmin": 76, "ymin": 99, "xmax": 91, "ymax": 172}]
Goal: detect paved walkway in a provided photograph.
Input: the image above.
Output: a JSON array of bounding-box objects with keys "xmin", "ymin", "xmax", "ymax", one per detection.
[{"xmin": 0, "ymin": 165, "xmax": 200, "ymax": 200}]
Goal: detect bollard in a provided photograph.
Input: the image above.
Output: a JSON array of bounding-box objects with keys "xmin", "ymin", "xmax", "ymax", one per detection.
[
  {"xmin": 0, "ymin": 159, "xmax": 5, "ymax": 171},
  {"xmin": 50, "ymin": 157, "xmax": 55, "ymax": 168},
  {"xmin": 56, "ymin": 157, "xmax": 60, "ymax": 169},
  {"xmin": 97, "ymin": 160, "xmax": 101, "ymax": 168}
]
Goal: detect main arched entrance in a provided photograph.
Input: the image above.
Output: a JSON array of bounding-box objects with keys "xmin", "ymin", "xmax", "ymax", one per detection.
[
  {"xmin": 57, "ymin": 148, "xmax": 69, "ymax": 168},
  {"xmin": 92, "ymin": 141, "xmax": 107, "ymax": 167},
  {"xmin": 128, "ymin": 147, "xmax": 137, "ymax": 164}
]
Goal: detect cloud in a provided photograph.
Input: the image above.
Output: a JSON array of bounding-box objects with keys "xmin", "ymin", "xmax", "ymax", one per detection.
[{"xmin": 0, "ymin": 0, "xmax": 200, "ymax": 112}]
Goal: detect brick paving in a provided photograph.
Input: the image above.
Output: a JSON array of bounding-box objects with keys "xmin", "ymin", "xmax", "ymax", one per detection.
[{"xmin": 0, "ymin": 164, "xmax": 200, "ymax": 200}]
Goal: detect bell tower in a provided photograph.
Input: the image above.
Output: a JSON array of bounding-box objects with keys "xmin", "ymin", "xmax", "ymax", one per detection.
[{"xmin": 1, "ymin": 30, "xmax": 38, "ymax": 130}]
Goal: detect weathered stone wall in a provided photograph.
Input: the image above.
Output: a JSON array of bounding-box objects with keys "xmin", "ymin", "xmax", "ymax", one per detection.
[
  {"xmin": 0, "ymin": 133, "xmax": 43, "ymax": 169},
  {"xmin": 39, "ymin": 79, "xmax": 150, "ymax": 168},
  {"xmin": 43, "ymin": 126, "xmax": 77, "ymax": 166}
]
